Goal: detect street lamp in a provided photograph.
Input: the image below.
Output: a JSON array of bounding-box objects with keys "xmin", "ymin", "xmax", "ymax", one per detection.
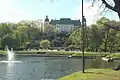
[
  {"xmin": 83, "ymin": 16, "xmax": 86, "ymax": 26},
  {"xmin": 82, "ymin": 0, "xmax": 86, "ymax": 73}
]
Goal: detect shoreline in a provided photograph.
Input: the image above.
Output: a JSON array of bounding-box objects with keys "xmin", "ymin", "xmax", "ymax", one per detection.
[
  {"xmin": 0, "ymin": 53, "xmax": 97, "ymax": 59},
  {"xmin": 0, "ymin": 50, "xmax": 120, "ymax": 59}
]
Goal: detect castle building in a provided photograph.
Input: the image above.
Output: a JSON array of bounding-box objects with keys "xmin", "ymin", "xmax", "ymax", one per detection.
[{"xmin": 44, "ymin": 16, "xmax": 81, "ymax": 33}]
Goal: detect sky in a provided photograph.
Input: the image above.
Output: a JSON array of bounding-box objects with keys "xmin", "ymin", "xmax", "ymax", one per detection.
[{"xmin": 0, "ymin": 0, "xmax": 119, "ymax": 25}]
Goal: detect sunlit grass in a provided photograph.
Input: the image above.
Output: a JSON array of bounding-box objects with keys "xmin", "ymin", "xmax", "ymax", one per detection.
[
  {"xmin": 14, "ymin": 50, "xmax": 75, "ymax": 55},
  {"xmin": 2, "ymin": 49, "xmax": 120, "ymax": 59},
  {"xmin": 0, "ymin": 50, "xmax": 7, "ymax": 54},
  {"xmin": 59, "ymin": 69, "xmax": 120, "ymax": 80}
]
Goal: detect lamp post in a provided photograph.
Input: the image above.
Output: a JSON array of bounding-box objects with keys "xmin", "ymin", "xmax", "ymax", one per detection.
[{"xmin": 82, "ymin": 0, "xmax": 86, "ymax": 73}]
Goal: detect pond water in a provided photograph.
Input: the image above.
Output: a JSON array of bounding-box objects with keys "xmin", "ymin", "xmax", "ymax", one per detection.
[{"xmin": 0, "ymin": 56, "xmax": 119, "ymax": 80}]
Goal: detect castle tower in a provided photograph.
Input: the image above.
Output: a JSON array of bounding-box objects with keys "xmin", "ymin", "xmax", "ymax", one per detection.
[{"xmin": 44, "ymin": 15, "xmax": 49, "ymax": 26}]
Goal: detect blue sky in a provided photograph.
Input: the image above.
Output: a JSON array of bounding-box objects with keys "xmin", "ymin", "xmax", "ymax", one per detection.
[{"xmin": 0, "ymin": 0, "xmax": 119, "ymax": 25}]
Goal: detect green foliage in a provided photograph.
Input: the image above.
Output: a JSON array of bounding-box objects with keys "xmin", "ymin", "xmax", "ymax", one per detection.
[
  {"xmin": 44, "ymin": 25, "xmax": 56, "ymax": 34},
  {"xmin": 40, "ymin": 40, "xmax": 51, "ymax": 49},
  {"xmin": 52, "ymin": 39, "xmax": 61, "ymax": 47},
  {"xmin": 68, "ymin": 45, "xmax": 76, "ymax": 51},
  {"xmin": 96, "ymin": 17, "xmax": 110, "ymax": 28},
  {"xmin": 88, "ymin": 24, "xmax": 102, "ymax": 52},
  {"xmin": 69, "ymin": 29, "xmax": 82, "ymax": 48},
  {"xmin": 0, "ymin": 23, "xmax": 13, "ymax": 38},
  {"xmin": 0, "ymin": 17, "xmax": 120, "ymax": 52},
  {"xmin": 1, "ymin": 34, "xmax": 15, "ymax": 48},
  {"xmin": 69, "ymin": 17, "xmax": 120, "ymax": 52},
  {"xmin": 29, "ymin": 27, "xmax": 42, "ymax": 40}
]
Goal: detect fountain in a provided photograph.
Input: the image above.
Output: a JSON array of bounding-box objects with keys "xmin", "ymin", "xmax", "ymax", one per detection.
[{"xmin": 0, "ymin": 46, "xmax": 21, "ymax": 63}]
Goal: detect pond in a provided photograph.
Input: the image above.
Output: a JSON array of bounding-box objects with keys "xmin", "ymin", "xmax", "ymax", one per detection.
[{"xmin": 0, "ymin": 56, "xmax": 119, "ymax": 80}]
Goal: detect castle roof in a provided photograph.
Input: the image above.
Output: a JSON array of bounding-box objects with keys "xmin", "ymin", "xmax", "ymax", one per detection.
[{"xmin": 50, "ymin": 18, "xmax": 81, "ymax": 26}]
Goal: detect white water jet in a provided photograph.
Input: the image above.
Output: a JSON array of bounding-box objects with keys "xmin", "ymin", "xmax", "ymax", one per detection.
[
  {"xmin": 7, "ymin": 48, "xmax": 14, "ymax": 62},
  {"xmin": 0, "ymin": 46, "xmax": 21, "ymax": 63}
]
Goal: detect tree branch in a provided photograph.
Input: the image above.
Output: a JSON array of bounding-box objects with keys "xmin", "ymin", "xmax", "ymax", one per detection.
[
  {"xmin": 101, "ymin": 0, "xmax": 117, "ymax": 12},
  {"xmin": 103, "ymin": 22, "xmax": 120, "ymax": 31}
]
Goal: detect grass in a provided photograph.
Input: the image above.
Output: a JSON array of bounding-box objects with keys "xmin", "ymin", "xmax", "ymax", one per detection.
[
  {"xmin": 59, "ymin": 69, "xmax": 120, "ymax": 80},
  {"xmin": 0, "ymin": 50, "xmax": 7, "ymax": 54},
  {"xmin": 14, "ymin": 50, "xmax": 109, "ymax": 57},
  {"xmin": 1, "ymin": 49, "xmax": 120, "ymax": 59},
  {"xmin": 72, "ymin": 52, "xmax": 108, "ymax": 57},
  {"xmin": 14, "ymin": 50, "xmax": 75, "ymax": 55}
]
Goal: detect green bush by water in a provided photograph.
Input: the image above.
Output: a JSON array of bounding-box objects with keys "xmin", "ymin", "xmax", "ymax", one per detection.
[{"xmin": 106, "ymin": 53, "xmax": 120, "ymax": 59}]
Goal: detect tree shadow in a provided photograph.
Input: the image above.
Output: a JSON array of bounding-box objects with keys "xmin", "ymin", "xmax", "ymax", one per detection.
[{"xmin": 84, "ymin": 71, "xmax": 103, "ymax": 75}]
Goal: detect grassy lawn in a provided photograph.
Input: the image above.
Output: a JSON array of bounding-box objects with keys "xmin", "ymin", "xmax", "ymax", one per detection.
[
  {"xmin": 59, "ymin": 69, "xmax": 120, "ymax": 80},
  {"xmin": 0, "ymin": 50, "xmax": 7, "ymax": 54},
  {"xmin": 14, "ymin": 50, "xmax": 109, "ymax": 57},
  {"xmin": 1, "ymin": 49, "xmax": 120, "ymax": 59},
  {"xmin": 14, "ymin": 50, "xmax": 75, "ymax": 55}
]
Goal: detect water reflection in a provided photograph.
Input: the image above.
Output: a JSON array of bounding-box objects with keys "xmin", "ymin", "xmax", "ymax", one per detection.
[{"xmin": 6, "ymin": 63, "xmax": 14, "ymax": 80}]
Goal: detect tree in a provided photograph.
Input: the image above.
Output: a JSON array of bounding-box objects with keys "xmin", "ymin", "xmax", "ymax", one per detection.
[
  {"xmin": 44, "ymin": 25, "xmax": 56, "ymax": 34},
  {"xmin": 52, "ymin": 39, "xmax": 61, "ymax": 47},
  {"xmin": 105, "ymin": 21, "xmax": 120, "ymax": 52},
  {"xmin": 107, "ymin": 29, "xmax": 117, "ymax": 52},
  {"xmin": 96, "ymin": 17, "xmax": 110, "ymax": 52},
  {"xmin": 29, "ymin": 27, "xmax": 42, "ymax": 40},
  {"xmin": 1, "ymin": 34, "xmax": 15, "ymax": 48},
  {"xmin": 40, "ymin": 40, "xmax": 51, "ymax": 49},
  {"xmin": 93, "ymin": 17, "xmax": 120, "ymax": 52},
  {"xmin": 116, "ymin": 32, "xmax": 120, "ymax": 51},
  {"xmin": 0, "ymin": 23, "xmax": 13, "ymax": 38},
  {"xmin": 88, "ymin": 24, "xmax": 102, "ymax": 52},
  {"xmin": 69, "ymin": 29, "xmax": 82, "ymax": 49},
  {"xmin": 15, "ymin": 26, "xmax": 29, "ymax": 47}
]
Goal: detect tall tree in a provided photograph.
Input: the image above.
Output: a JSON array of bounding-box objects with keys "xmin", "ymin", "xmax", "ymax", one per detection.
[
  {"xmin": 0, "ymin": 23, "xmax": 12, "ymax": 38},
  {"xmin": 44, "ymin": 25, "xmax": 56, "ymax": 34},
  {"xmin": 96, "ymin": 17, "xmax": 110, "ymax": 52},
  {"xmin": 69, "ymin": 29, "xmax": 82, "ymax": 49},
  {"xmin": 88, "ymin": 24, "xmax": 102, "ymax": 52},
  {"xmin": 15, "ymin": 26, "xmax": 29, "ymax": 47}
]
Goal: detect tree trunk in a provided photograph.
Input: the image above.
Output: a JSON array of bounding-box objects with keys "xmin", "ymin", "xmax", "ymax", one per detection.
[
  {"xmin": 104, "ymin": 29, "xmax": 110, "ymax": 52},
  {"xmin": 104, "ymin": 41, "xmax": 107, "ymax": 52}
]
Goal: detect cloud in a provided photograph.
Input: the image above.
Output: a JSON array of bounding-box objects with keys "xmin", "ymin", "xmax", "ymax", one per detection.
[
  {"xmin": 0, "ymin": 0, "xmax": 27, "ymax": 23},
  {"xmin": 72, "ymin": 1, "xmax": 119, "ymax": 25}
]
